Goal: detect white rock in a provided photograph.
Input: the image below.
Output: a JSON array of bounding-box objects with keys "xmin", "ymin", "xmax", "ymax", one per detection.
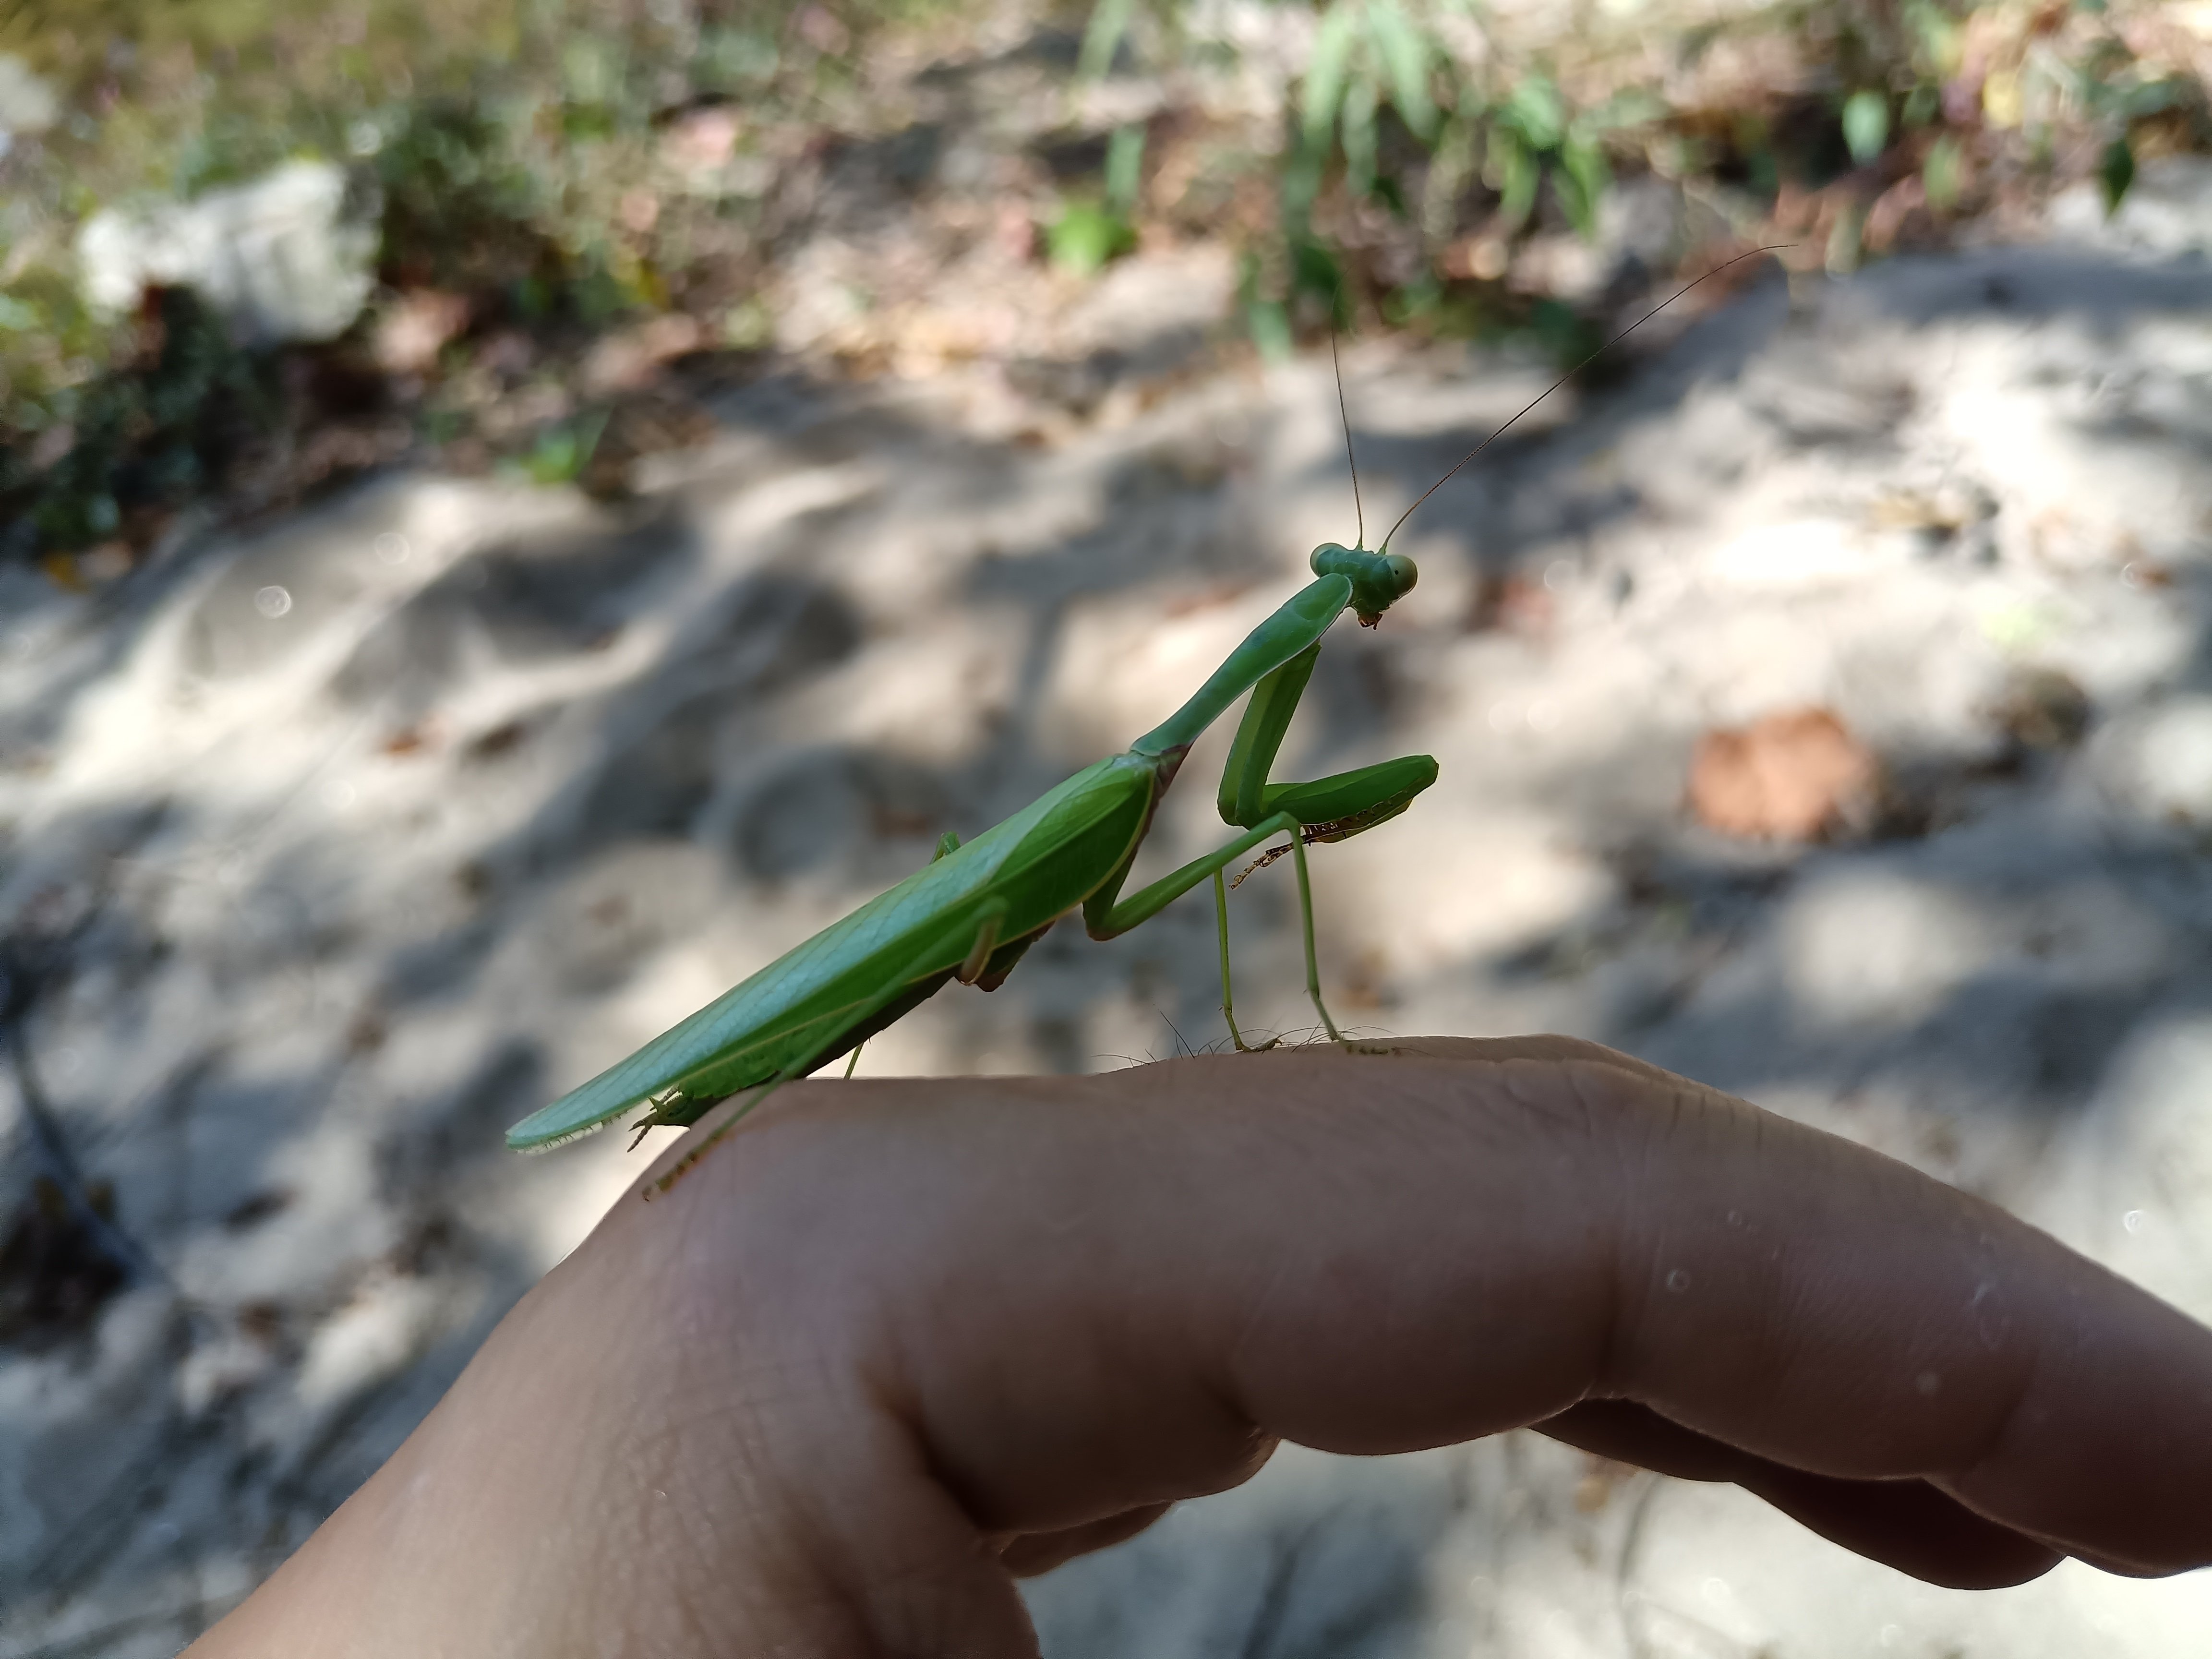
[
  {"xmin": 2106, "ymin": 696, "xmax": 2212, "ymax": 822},
  {"xmin": 0, "ymin": 53, "xmax": 58, "ymax": 141},
  {"xmin": 76, "ymin": 159, "xmax": 379, "ymax": 344}
]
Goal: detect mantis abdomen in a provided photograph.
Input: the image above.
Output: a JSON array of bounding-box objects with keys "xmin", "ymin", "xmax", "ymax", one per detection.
[{"xmin": 509, "ymin": 752, "xmax": 1160, "ymax": 1148}]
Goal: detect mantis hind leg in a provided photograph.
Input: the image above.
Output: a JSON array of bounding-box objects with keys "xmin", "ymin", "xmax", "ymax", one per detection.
[
  {"xmin": 650, "ymin": 894, "xmax": 1006, "ymax": 1198},
  {"xmin": 1288, "ymin": 831, "xmax": 1342, "ymax": 1044},
  {"xmin": 1213, "ymin": 868, "xmax": 1277, "ymax": 1054},
  {"xmin": 1082, "ymin": 811, "xmax": 1314, "ymax": 1051},
  {"xmin": 646, "ymin": 1054, "xmax": 814, "ymax": 1197}
]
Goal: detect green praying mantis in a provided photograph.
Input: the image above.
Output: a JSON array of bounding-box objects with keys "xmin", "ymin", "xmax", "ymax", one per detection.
[{"xmin": 505, "ymin": 251, "xmax": 1784, "ymax": 1189}]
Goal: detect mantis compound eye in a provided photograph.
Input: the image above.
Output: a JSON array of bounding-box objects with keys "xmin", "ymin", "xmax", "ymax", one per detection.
[{"xmin": 1381, "ymin": 553, "xmax": 1418, "ymax": 595}]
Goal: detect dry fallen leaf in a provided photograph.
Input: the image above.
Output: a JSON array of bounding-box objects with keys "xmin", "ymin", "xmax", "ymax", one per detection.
[
  {"xmin": 661, "ymin": 104, "xmax": 743, "ymax": 173},
  {"xmin": 1688, "ymin": 706, "xmax": 1879, "ymax": 840},
  {"xmin": 581, "ymin": 312, "xmax": 706, "ymax": 396},
  {"xmin": 372, "ymin": 289, "xmax": 471, "ymax": 376}
]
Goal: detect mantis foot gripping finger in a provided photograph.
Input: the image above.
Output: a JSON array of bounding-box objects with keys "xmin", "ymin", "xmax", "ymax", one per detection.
[{"xmin": 645, "ymin": 1073, "xmax": 799, "ymax": 1199}]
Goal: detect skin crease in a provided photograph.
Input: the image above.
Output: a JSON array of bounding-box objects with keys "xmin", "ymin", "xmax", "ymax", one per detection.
[{"xmin": 190, "ymin": 1036, "xmax": 2212, "ymax": 1658}]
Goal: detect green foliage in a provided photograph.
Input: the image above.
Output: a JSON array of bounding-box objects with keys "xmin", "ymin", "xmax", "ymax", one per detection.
[
  {"xmin": 1047, "ymin": 200, "xmax": 1140, "ymax": 274},
  {"xmin": 1243, "ymin": 0, "xmax": 1657, "ymax": 359},
  {"xmin": 1182, "ymin": 0, "xmax": 2204, "ymax": 356},
  {"xmin": 1298, "ymin": 0, "xmax": 1445, "ymax": 190},
  {"xmin": 0, "ymin": 289, "xmax": 277, "ymax": 565},
  {"xmin": 1841, "ymin": 89, "xmax": 1890, "ymax": 166},
  {"xmin": 507, "ymin": 410, "xmax": 609, "ymax": 487},
  {"xmin": 2099, "ymin": 135, "xmax": 2137, "ymax": 216},
  {"xmin": 1078, "ymin": 0, "xmax": 1139, "ymax": 80},
  {"xmin": 2, "ymin": 0, "xmax": 2206, "ymax": 571},
  {"xmin": 1922, "ymin": 134, "xmax": 1964, "ymax": 212},
  {"xmin": 0, "ymin": 0, "xmax": 894, "ymax": 568},
  {"xmin": 1104, "ymin": 122, "xmax": 1145, "ymax": 210},
  {"xmin": 1047, "ymin": 124, "xmax": 1145, "ymax": 276}
]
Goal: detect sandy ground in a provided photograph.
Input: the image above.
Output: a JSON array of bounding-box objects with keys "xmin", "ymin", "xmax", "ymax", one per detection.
[{"xmin": 3, "ymin": 186, "xmax": 2212, "ymax": 1654}]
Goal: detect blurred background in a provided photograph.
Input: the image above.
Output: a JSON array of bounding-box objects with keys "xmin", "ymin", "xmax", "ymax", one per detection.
[{"xmin": 2, "ymin": 1, "xmax": 2210, "ymax": 1654}]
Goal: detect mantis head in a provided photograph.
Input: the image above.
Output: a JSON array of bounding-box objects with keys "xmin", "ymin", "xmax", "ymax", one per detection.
[{"xmin": 1310, "ymin": 543, "xmax": 1418, "ymax": 628}]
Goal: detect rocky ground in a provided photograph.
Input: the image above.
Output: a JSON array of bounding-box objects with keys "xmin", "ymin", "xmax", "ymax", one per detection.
[{"xmin": 3, "ymin": 163, "xmax": 2212, "ymax": 1657}]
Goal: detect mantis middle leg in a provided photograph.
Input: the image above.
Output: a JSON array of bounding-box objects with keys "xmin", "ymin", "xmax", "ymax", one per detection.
[
  {"xmin": 1082, "ymin": 809, "xmax": 1345, "ymax": 1046},
  {"xmin": 1212, "ymin": 869, "xmax": 1271, "ymax": 1052}
]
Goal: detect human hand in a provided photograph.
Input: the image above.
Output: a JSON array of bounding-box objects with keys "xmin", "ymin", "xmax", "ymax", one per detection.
[{"xmin": 192, "ymin": 1036, "xmax": 2212, "ymax": 1656}]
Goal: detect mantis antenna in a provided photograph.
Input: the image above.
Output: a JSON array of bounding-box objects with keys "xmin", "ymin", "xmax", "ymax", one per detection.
[
  {"xmin": 1329, "ymin": 324, "xmax": 1366, "ymax": 551},
  {"xmin": 1378, "ymin": 244, "xmax": 1796, "ymax": 552}
]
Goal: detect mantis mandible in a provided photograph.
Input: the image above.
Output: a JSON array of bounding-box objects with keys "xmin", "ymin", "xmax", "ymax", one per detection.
[{"xmin": 505, "ymin": 250, "xmax": 1784, "ymax": 1191}]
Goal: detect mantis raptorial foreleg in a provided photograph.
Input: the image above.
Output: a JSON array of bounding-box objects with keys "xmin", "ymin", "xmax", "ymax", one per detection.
[
  {"xmin": 1288, "ymin": 830, "xmax": 1339, "ymax": 1043},
  {"xmin": 1205, "ymin": 632, "xmax": 1434, "ymax": 1046}
]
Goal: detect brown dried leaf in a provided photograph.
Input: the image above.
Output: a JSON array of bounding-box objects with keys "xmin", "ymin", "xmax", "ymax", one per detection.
[
  {"xmin": 1688, "ymin": 707, "xmax": 1880, "ymax": 841},
  {"xmin": 581, "ymin": 313, "xmax": 706, "ymax": 397},
  {"xmin": 372, "ymin": 289, "xmax": 471, "ymax": 377}
]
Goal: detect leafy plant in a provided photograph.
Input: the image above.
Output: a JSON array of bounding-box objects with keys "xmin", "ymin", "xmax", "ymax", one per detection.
[
  {"xmin": 2, "ymin": 0, "xmax": 2206, "ymax": 575},
  {"xmin": 507, "ymin": 410, "xmax": 609, "ymax": 488},
  {"xmin": 1236, "ymin": 0, "xmax": 1658, "ymax": 353},
  {"xmin": 2098, "ymin": 135, "xmax": 2137, "ymax": 216},
  {"xmin": 1841, "ymin": 89, "xmax": 1890, "ymax": 166},
  {"xmin": 1046, "ymin": 124, "xmax": 1146, "ymax": 276}
]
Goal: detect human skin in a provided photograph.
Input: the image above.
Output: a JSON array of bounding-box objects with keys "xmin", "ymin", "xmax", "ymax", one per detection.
[{"xmin": 192, "ymin": 1036, "xmax": 2212, "ymax": 1657}]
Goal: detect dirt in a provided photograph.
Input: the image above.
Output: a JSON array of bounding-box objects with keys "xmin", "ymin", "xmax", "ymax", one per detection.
[{"xmin": 3, "ymin": 194, "xmax": 2212, "ymax": 1653}]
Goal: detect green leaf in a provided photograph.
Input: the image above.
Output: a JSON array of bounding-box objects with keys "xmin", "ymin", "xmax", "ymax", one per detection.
[
  {"xmin": 1825, "ymin": 199, "xmax": 1865, "ymax": 274},
  {"xmin": 1279, "ymin": 150, "xmax": 1323, "ymax": 231},
  {"xmin": 1420, "ymin": 110, "xmax": 1480, "ymax": 240},
  {"xmin": 1503, "ymin": 76, "xmax": 1565, "ymax": 152},
  {"xmin": 1078, "ymin": 0, "xmax": 1137, "ymax": 80},
  {"xmin": 1842, "ymin": 90, "xmax": 1890, "ymax": 165},
  {"xmin": 1247, "ymin": 298, "xmax": 1294, "ymax": 362},
  {"xmin": 1105, "ymin": 124, "xmax": 1146, "ymax": 214},
  {"xmin": 1922, "ymin": 134, "xmax": 1963, "ymax": 212},
  {"xmin": 519, "ymin": 411, "xmax": 609, "ymax": 486},
  {"xmin": 1366, "ymin": 0, "xmax": 1438, "ymax": 144},
  {"xmin": 1493, "ymin": 126, "xmax": 1538, "ymax": 228},
  {"xmin": 2099, "ymin": 135, "xmax": 2136, "ymax": 217},
  {"xmin": 1584, "ymin": 88, "xmax": 1668, "ymax": 133},
  {"xmin": 1341, "ymin": 76, "xmax": 1380, "ymax": 199},
  {"xmin": 1906, "ymin": 2, "xmax": 1963, "ymax": 76},
  {"xmin": 1302, "ymin": 3, "xmax": 1359, "ymax": 156},
  {"xmin": 1557, "ymin": 136, "xmax": 1610, "ymax": 238},
  {"xmin": 1046, "ymin": 199, "xmax": 1138, "ymax": 275},
  {"xmin": 1290, "ymin": 238, "xmax": 1345, "ymax": 313}
]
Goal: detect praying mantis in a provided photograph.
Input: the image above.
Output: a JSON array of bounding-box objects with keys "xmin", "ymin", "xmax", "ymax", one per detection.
[{"xmin": 505, "ymin": 251, "xmax": 1783, "ymax": 1188}]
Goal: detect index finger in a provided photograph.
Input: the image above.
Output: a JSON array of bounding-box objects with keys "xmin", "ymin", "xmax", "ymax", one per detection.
[{"xmin": 679, "ymin": 1036, "xmax": 2212, "ymax": 1583}]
